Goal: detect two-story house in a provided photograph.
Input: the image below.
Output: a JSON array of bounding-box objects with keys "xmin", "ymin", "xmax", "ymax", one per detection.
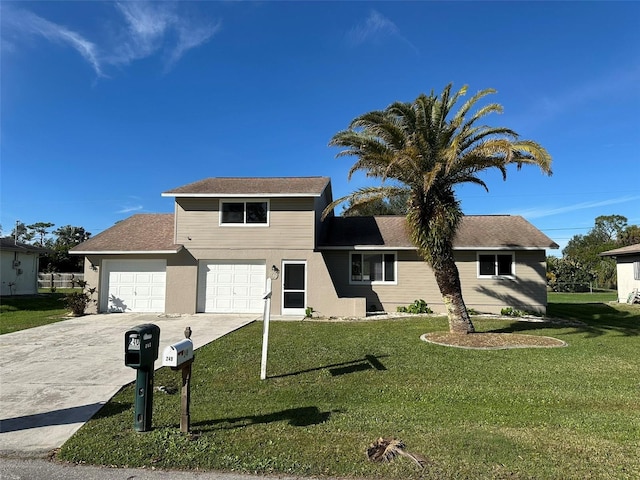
[{"xmin": 71, "ymin": 176, "xmax": 558, "ymax": 317}]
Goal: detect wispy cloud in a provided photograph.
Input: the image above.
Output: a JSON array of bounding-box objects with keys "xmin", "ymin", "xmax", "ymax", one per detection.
[
  {"xmin": 117, "ymin": 204, "xmax": 143, "ymax": 214},
  {"xmin": 347, "ymin": 10, "xmax": 418, "ymax": 54},
  {"xmin": 515, "ymin": 64, "xmax": 640, "ymax": 129},
  {"xmin": 2, "ymin": 2, "xmax": 221, "ymax": 77},
  {"xmin": 4, "ymin": 7, "xmax": 103, "ymax": 76},
  {"xmin": 111, "ymin": 2, "xmax": 221, "ymax": 71},
  {"xmin": 506, "ymin": 195, "xmax": 640, "ymax": 219}
]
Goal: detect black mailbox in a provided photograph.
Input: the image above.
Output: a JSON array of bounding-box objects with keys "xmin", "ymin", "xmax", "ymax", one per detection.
[{"xmin": 125, "ymin": 323, "xmax": 160, "ymax": 369}]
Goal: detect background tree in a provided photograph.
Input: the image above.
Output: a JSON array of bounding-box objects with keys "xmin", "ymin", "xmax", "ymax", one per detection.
[
  {"xmin": 618, "ymin": 224, "xmax": 640, "ymax": 246},
  {"xmin": 27, "ymin": 222, "xmax": 55, "ymax": 246},
  {"xmin": 562, "ymin": 215, "xmax": 628, "ymax": 289},
  {"xmin": 42, "ymin": 225, "xmax": 91, "ymax": 272},
  {"xmin": 10, "ymin": 221, "xmax": 34, "ymax": 243},
  {"xmin": 324, "ymin": 84, "xmax": 552, "ymax": 334}
]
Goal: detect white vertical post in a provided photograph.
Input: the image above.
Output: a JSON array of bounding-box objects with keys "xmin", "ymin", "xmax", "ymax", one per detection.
[{"xmin": 260, "ymin": 277, "xmax": 272, "ymax": 380}]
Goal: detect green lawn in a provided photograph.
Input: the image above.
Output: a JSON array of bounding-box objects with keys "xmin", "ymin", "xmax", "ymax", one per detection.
[
  {"xmin": 58, "ymin": 295, "xmax": 640, "ymax": 479},
  {"xmin": 0, "ymin": 292, "xmax": 75, "ymax": 334}
]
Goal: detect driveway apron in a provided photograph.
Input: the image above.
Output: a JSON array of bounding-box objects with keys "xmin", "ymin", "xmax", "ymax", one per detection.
[{"xmin": 0, "ymin": 313, "xmax": 256, "ymax": 456}]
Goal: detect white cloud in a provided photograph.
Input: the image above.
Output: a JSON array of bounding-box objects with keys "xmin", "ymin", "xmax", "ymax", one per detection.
[
  {"xmin": 347, "ymin": 10, "xmax": 418, "ymax": 54},
  {"xmin": 4, "ymin": 7, "xmax": 103, "ymax": 76},
  {"xmin": 506, "ymin": 195, "xmax": 640, "ymax": 219},
  {"xmin": 117, "ymin": 205, "xmax": 143, "ymax": 214},
  {"xmin": 2, "ymin": 2, "xmax": 220, "ymax": 76}
]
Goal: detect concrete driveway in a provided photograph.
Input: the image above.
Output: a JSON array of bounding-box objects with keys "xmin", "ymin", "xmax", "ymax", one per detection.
[{"xmin": 0, "ymin": 313, "xmax": 257, "ymax": 457}]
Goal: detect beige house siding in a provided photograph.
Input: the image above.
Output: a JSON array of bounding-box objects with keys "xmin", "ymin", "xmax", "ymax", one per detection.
[
  {"xmin": 82, "ymin": 255, "xmax": 101, "ymax": 314},
  {"xmin": 166, "ymin": 250, "xmax": 198, "ymax": 313},
  {"xmin": 321, "ymin": 249, "xmax": 548, "ymax": 315},
  {"xmin": 457, "ymin": 250, "xmax": 548, "ymax": 313},
  {"xmin": 174, "ymin": 197, "xmax": 316, "ymax": 250},
  {"xmin": 177, "ymin": 248, "xmax": 364, "ymax": 317}
]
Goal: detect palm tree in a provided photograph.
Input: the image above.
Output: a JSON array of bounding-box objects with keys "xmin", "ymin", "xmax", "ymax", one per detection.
[{"xmin": 323, "ymin": 84, "xmax": 552, "ymax": 334}]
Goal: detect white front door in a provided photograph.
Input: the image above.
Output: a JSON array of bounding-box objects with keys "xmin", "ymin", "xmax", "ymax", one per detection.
[
  {"xmin": 198, "ymin": 260, "xmax": 266, "ymax": 313},
  {"xmin": 282, "ymin": 261, "xmax": 306, "ymax": 315},
  {"xmin": 102, "ymin": 260, "xmax": 166, "ymax": 313}
]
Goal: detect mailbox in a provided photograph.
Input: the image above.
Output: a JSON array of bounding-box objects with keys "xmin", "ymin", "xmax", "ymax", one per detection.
[
  {"xmin": 162, "ymin": 339, "xmax": 194, "ymax": 368},
  {"xmin": 125, "ymin": 324, "xmax": 160, "ymax": 369},
  {"xmin": 124, "ymin": 323, "xmax": 161, "ymax": 433}
]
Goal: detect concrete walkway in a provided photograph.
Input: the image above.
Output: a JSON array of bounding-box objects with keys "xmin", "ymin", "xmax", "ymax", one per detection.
[{"xmin": 0, "ymin": 313, "xmax": 256, "ymax": 457}]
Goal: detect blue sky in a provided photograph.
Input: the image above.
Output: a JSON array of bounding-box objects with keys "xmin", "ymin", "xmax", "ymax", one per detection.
[{"xmin": 2, "ymin": 1, "xmax": 639, "ymax": 255}]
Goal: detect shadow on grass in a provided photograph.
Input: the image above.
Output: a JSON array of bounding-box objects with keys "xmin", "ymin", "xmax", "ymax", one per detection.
[
  {"xmin": 0, "ymin": 402, "xmax": 129, "ymax": 433},
  {"xmin": 193, "ymin": 406, "xmax": 338, "ymax": 431},
  {"xmin": 486, "ymin": 302, "xmax": 640, "ymax": 338},
  {"xmin": 0, "ymin": 293, "xmax": 67, "ymax": 312},
  {"xmin": 269, "ymin": 354, "xmax": 388, "ymax": 379}
]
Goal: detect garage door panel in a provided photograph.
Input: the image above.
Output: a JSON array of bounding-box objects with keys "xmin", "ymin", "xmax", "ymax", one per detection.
[
  {"xmin": 198, "ymin": 260, "xmax": 265, "ymax": 313},
  {"xmin": 104, "ymin": 260, "xmax": 166, "ymax": 313}
]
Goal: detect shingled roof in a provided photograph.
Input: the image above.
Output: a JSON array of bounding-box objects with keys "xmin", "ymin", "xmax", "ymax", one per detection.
[
  {"xmin": 0, "ymin": 237, "xmax": 49, "ymax": 253},
  {"xmin": 70, "ymin": 214, "xmax": 181, "ymax": 254},
  {"xmin": 599, "ymin": 243, "xmax": 640, "ymax": 257},
  {"xmin": 319, "ymin": 215, "xmax": 558, "ymax": 250},
  {"xmin": 162, "ymin": 177, "xmax": 331, "ymax": 197}
]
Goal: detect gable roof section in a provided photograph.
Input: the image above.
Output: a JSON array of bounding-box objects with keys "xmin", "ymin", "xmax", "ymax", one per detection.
[
  {"xmin": 319, "ymin": 215, "xmax": 559, "ymax": 250},
  {"xmin": 70, "ymin": 214, "xmax": 181, "ymax": 254},
  {"xmin": 599, "ymin": 243, "xmax": 640, "ymax": 257},
  {"xmin": 0, "ymin": 237, "xmax": 49, "ymax": 253},
  {"xmin": 162, "ymin": 177, "xmax": 331, "ymax": 198}
]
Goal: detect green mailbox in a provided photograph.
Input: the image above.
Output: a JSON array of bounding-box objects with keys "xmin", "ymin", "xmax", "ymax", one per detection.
[
  {"xmin": 125, "ymin": 323, "xmax": 160, "ymax": 368},
  {"xmin": 124, "ymin": 324, "xmax": 160, "ymax": 432}
]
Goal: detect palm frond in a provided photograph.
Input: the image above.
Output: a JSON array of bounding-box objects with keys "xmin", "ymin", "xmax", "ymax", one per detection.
[
  {"xmin": 366, "ymin": 437, "xmax": 431, "ymax": 469},
  {"xmin": 320, "ymin": 186, "xmax": 409, "ymax": 220}
]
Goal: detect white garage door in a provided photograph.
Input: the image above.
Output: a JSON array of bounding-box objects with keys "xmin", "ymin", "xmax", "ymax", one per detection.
[
  {"xmin": 198, "ymin": 260, "xmax": 266, "ymax": 313},
  {"xmin": 103, "ymin": 260, "xmax": 166, "ymax": 313}
]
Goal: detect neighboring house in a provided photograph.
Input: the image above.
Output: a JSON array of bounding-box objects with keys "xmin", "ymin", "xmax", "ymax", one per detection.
[
  {"xmin": 0, "ymin": 237, "xmax": 48, "ymax": 296},
  {"xmin": 70, "ymin": 177, "xmax": 558, "ymax": 317},
  {"xmin": 599, "ymin": 243, "xmax": 640, "ymax": 303}
]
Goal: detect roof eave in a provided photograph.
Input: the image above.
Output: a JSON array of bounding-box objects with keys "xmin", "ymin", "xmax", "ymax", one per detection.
[
  {"xmin": 161, "ymin": 192, "xmax": 324, "ymax": 198},
  {"xmin": 70, "ymin": 246, "xmax": 183, "ymax": 255}
]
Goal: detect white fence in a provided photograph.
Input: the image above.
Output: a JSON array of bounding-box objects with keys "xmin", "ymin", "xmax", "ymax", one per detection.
[{"xmin": 37, "ymin": 273, "xmax": 85, "ymax": 289}]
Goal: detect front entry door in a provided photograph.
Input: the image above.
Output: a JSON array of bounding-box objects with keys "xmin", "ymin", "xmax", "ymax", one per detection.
[{"xmin": 282, "ymin": 261, "xmax": 306, "ymax": 315}]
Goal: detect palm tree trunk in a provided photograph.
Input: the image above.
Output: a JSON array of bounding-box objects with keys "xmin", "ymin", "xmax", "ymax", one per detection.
[{"xmin": 432, "ymin": 253, "xmax": 475, "ymax": 334}]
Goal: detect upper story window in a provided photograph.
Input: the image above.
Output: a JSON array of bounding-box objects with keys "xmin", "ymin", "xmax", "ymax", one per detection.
[
  {"xmin": 478, "ymin": 252, "xmax": 515, "ymax": 278},
  {"xmin": 350, "ymin": 252, "xmax": 396, "ymax": 284},
  {"xmin": 220, "ymin": 200, "xmax": 269, "ymax": 226}
]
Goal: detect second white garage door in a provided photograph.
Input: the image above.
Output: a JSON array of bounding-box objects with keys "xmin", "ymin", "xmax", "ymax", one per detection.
[{"xmin": 198, "ymin": 260, "xmax": 266, "ymax": 313}]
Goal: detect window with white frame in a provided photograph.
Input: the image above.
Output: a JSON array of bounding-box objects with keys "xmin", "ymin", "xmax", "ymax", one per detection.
[
  {"xmin": 634, "ymin": 261, "xmax": 640, "ymax": 281},
  {"xmin": 220, "ymin": 200, "xmax": 268, "ymax": 225},
  {"xmin": 350, "ymin": 252, "xmax": 396, "ymax": 284},
  {"xmin": 478, "ymin": 252, "xmax": 515, "ymax": 278}
]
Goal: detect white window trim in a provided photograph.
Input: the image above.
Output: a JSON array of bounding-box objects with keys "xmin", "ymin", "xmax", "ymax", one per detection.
[
  {"xmin": 477, "ymin": 251, "xmax": 516, "ymax": 279},
  {"xmin": 219, "ymin": 198, "xmax": 270, "ymax": 227},
  {"xmin": 349, "ymin": 251, "xmax": 397, "ymax": 285}
]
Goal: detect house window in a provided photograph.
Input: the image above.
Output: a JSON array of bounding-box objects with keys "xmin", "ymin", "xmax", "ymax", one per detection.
[
  {"xmin": 350, "ymin": 252, "xmax": 396, "ymax": 284},
  {"xmin": 220, "ymin": 200, "xmax": 268, "ymax": 225},
  {"xmin": 634, "ymin": 261, "xmax": 640, "ymax": 281},
  {"xmin": 478, "ymin": 252, "xmax": 515, "ymax": 278}
]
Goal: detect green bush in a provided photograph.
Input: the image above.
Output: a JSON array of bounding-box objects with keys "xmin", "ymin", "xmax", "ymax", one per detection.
[
  {"xmin": 61, "ymin": 279, "xmax": 97, "ymax": 316},
  {"xmin": 500, "ymin": 307, "xmax": 538, "ymax": 317},
  {"xmin": 397, "ymin": 299, "xmax": 432, "ymax": 314}
]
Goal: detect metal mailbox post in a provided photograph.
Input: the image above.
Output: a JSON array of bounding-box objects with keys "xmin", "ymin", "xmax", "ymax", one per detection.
[
  {"xmin": 124, "ymin": 323, "xmax": 161, "ymax": 432},
  {"xmin": 162, "ymin": 330, "xmax": 195, "ymax": 433}
]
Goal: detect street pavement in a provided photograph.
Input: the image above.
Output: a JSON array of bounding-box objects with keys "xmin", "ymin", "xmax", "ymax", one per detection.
[
  {"xmin": 0, "ymin": 457, "xmax": 333, "ymax": 480},
  {"xmin": 0, "ymin": 313, "xmax": 256, "ymax": 457}
]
